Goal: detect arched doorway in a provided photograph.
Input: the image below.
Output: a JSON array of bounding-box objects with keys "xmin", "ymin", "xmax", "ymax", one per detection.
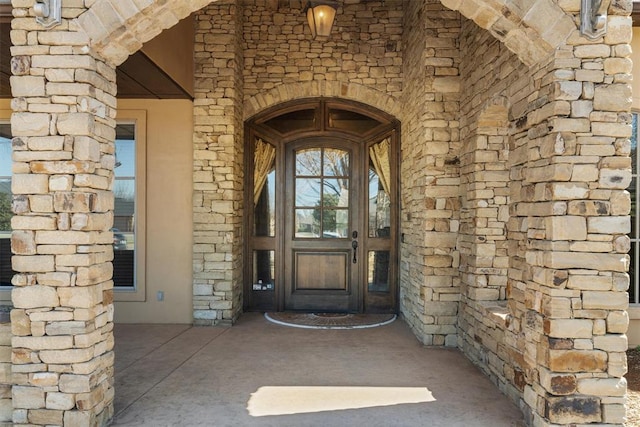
[{"xmin": 245, "ymin": 99, "xmax": 400, "ymax": 313}]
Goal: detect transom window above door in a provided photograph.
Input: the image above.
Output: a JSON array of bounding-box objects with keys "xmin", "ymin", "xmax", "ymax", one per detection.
[{"xmin": 259, "ymin": 100, "xmax": 388, "ymax": 137}]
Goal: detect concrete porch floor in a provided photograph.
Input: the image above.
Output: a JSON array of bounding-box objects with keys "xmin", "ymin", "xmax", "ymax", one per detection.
[{"xmin": 112, "ymin": 312, "xmax": 524, "ymax": 426}]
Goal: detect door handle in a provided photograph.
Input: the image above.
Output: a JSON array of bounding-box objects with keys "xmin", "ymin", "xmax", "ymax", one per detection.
[{"xmin": 352, "ymin": 240, "xmax": 358, "ymax": 264}]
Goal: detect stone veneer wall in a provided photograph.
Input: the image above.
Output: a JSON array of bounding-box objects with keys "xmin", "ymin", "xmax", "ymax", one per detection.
[
  {"xmin": 0, "ymin": 318, "xmax": 10, "ymax": 425},
  {"xmin": 9, "ymin": 1, "xmax": 117, "ymax": 425},
  {"xmin": 6, "ymin": 0, "xmax": 634, "ymax": 425},
  {"xmin": 454, "ymin": 3, "xmax": 633, "ymax": 426},
  {"xmin": 400, "ymin": 0, "xmax": 461, "ymax": 345},
  {"xmin": 192, "ymin": 1, "xmax": 245, "ymax": 325},
  {"xmin": 242, "ymin": 0, "xmax": 403, "ymax": 99},
  {"xmin": 456, "ymin": 18, "xmax": 548, "ymax": 412}
]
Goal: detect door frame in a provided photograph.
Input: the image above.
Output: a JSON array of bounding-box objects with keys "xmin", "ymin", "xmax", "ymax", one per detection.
[
  {"xmin": 283, "ymin": 137, "xmax": 362, "ymax": 312},
  {"xmin": 243, "ymin": 98, "xmax": 400, "ymax": 313}
]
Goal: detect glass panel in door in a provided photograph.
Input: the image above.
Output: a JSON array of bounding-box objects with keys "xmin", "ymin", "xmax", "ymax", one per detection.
[{"xmin": 294, "ymin": 148, "xmax": 350, "ymax": 239}]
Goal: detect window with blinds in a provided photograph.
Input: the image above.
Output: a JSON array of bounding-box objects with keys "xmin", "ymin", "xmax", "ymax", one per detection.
[{"xmin": 113, "ymin": 123, "xmax": 136, "ymax": 288}]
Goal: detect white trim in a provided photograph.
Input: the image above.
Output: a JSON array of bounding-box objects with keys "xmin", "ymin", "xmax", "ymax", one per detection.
[{"xmin": 114, "ymin": 110, "xmax": 147, "ymax": 302}]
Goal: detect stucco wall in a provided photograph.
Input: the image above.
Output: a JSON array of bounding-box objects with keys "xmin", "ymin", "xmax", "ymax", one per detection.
[{"xmin": 114, "ymin": 99, "xmax": 194, "ymax": 324}]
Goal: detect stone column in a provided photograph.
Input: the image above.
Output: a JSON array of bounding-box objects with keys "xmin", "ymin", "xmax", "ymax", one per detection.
[
  {"xmin": 401, "ymin": 0, "xmax": 461, "ymax": 346},
  {"xmin": 10, "ymin": 3, "xmax": 116, "ymax": 425},
  {"xmin": 518, "ymin": 12, "xmax": 632, "ymax": 427},
  {"xmin": 193, "ymin": 0, "xmax": 245, "ymax": 325}
]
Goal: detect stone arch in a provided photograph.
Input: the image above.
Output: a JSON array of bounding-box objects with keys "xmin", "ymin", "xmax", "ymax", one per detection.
[
  {"xmin": 75, "ymin": 0, "xmax": 581, "ymax": 69},
  {"xmin": 76, "ymin": 0, "xmax": 218, "ymax": 65},
  {"xmin": 243, "ymin": 81, "xmax": 401, "ymax": 122},
  {"xmin": 439, "ymin": 0, "xmax": 577, "ymax": 66}
]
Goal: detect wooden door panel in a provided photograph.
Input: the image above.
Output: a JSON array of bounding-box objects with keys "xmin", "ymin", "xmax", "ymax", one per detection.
[
  {"xmin": 294, "ymin": 251, "xmax": 348, "ymax": 291},
  {"xmin": 285, "ymin": 142, "xmax": 359, "ymax": 312}
]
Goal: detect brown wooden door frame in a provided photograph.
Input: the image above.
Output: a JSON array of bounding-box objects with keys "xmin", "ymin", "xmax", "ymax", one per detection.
[
  {"xmin": 244, "ymin": 98, "xmax": 400, "ymax": 314},
  {"xmin": 283, "ymin": 137, "xmax": 363, "ymax": 312}
]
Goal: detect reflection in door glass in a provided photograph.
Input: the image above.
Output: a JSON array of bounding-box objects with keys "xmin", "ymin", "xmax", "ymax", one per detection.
[
  {"xmin": 296, "ymin": 148, "xmax": 321, "ymax": 175},
  {"xmin": 369, "ymin": 138, "xmax": 391, "ymax": 238},
  {"xmin": 254, "ymin": 139, "xmax": 276, "ymax": 237},
  {"xmin": 295, "ymin": 178, "xmax": 321, "ymax": 206},
  {"xmin": 323, "ymin": 179, "xmax": 349, "ymax": 238},
  {"xmin": 323, "ymin": 148, "xmax": 349, "ymax": 176},
  {"xmin": 323, "ymin": 209, "xmax": 348, "ymax": 238},
  {"xmin": 295, "ymin": 147, "xmax": 350, "ymax": 238},
  {"xmin": 368, "ymin": 250, "xmax": 390, "ymax": 292},
  {"xmin": 253, "ymin": 250, "xmax": 275, "ymax": 290},
  {"xmin": 295, "ymin": 208, "xmax": 320, "ymax": 237},
  {"xmin": 113, "ymin": 124, "xmax": 136, "ymax": 288}
]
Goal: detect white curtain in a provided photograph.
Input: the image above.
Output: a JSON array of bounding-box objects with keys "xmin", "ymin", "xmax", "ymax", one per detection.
[
  {"xmin": 369, "ymin": 138, "xmax": 391, "ymax": 196},
  {"xmin": 254, "ymin": 138, "xmax": 276, "ymax": 205}
]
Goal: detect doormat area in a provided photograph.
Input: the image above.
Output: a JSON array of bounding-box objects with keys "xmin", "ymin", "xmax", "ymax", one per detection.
[{"xmin": 264, "ymin": 312, "xmax": 396, "ymax": 329}]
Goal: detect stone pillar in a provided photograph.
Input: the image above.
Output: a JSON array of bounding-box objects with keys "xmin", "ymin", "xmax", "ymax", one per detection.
[
  {"xmin": 400, "ymin": 0, "xmax": 461, "ymax": 346},
  {"xmin": 193, "ymin": 0, "xmax": 245, "ymax": 325},
  {"xmin": 9, "ymin": 3, "xmax": 116, "ymax": 425},
  {"xmin": 517, "ymin": 11, "xmax": 632, "ymax": 427}
]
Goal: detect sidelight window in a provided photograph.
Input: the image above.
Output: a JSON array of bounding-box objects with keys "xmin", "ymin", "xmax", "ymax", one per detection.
[
  {"xmin": 254, "ymin": 139, "xmax": 276, "ymax": 237},
  {"xmin": 113, "ymin": 123, "xmax": 136, "ymax": 288},
  {"xmin": 113, "ymin": 110, "xmax": 147, "ymax": 302},
  {"xmin": 0, "ymin": 122, "xmax": 12, "ymax": 288}
]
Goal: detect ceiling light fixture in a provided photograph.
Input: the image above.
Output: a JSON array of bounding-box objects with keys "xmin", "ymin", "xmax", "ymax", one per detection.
[{"xmin": 305, "ymin": 1, "xmax": 338, "ymax": 39}]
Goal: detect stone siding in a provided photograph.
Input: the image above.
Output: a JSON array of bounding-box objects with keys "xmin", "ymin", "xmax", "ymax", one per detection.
[
  {"xmin": 400, "ymin": 0, "xmax": 461, "ymax": 346},
  {"xmin": 455, "ymin": 4, "xmax": 633, "ymax": 426},
  {"xmin": 456, "ymin": 16, "xmax": 539, "ymax": 410},
  {"xmin": 9, "ymin": 1, "xmax": 116, "ymax": 424},
  {"xmin": 0, "ymin": 318, "xmax": 10, "ymax": 425},
  {"xmin": 6, "ymin": 0, "xmax": 634, "ymax": 425},
  {"xmin": 242, "ymin": 0, "xmax": 403, "ymax": 100},
  {"xmin": 193, "ymin": 0, "xmax": 404, "ymax": 323},
  {"xmin": 193, "ymin": 1, "xmax": 245, "ymax": 325}
]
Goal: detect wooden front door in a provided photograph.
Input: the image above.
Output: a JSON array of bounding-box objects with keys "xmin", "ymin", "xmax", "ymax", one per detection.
[
  {"xmin": 244, "ymin": 99, "xmax": 399, "ymax": 314},
  {"xmin": 284, "ymin": 141, "xmax": 360, "ymax": 311}
]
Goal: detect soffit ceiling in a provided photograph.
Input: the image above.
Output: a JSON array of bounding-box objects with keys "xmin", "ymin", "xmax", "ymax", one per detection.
[{"xmin": 0, "ymin": 14, "xmax": 191, "ymax": 100}]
